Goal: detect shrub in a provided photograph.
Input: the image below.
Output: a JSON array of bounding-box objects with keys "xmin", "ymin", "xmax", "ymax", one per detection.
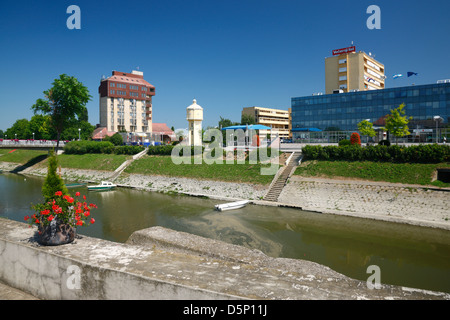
[
  {"xmin": 64, "ymin": 141, "xmax": 115, "ymax": 154},
  {"xmin": 338, "ymin": 139, "xmax": 351, "ymax": 147},
  {"xmin": 350, "ymin": 132, "xmax": 361, "ymax": 146},
  {"xmin": 104, "ymin": 133, "xmax": 124, "ymax": 146},
  {"xmin": 42, "ymin": 151, "xmax": 69, "ymax": 202},
  {"xmin": 114, "ymin": 145, "xmax": 144, "ymax": 155},
  {"xmin": 64, "ymin": 141, "xmax": 143, "ymax": 155},
  {"xmin": 301, "ymin": 144, "xmax": 450, "ymax": 163}
]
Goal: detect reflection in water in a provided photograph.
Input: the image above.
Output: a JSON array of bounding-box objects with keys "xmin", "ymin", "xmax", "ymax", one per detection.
[{"xmin": 0, "ymin": 173, "xmax": 449, "ymax": 293}]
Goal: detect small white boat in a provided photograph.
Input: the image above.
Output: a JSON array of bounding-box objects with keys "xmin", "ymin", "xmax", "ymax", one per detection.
[
  {"xmin": 87, "ymin": 181, "xmax": 116, "ymax": 191},
  {"xmin": 214, "ymin": 200, "xmax": 249, "ymax": 212}
]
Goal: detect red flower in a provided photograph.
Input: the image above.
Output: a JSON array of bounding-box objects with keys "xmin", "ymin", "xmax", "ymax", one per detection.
[
  {"xmin": 83, "ymin": 195, "xmax": 86, "ymax": 200},
  {"xmin": 90, "ymin": 218, "xmax": 95, "ymax": 224},
  {"xmin": 75, "ymin": 192, "xmax": 81, "ymax": 197},
  {"xmin": 76, "ymin": 220, "xmax": 83, "ymax": 226},
  {"xmin": 24, "ymin": 215, "xmax": 30, "ymax": 221},
  {"xmin": 55, "ymin": 191, "xmax": 63, "ymax": 196},
  {"xmin": 47, "ymin": 215, "xmax": 54, "ymax": 222}
]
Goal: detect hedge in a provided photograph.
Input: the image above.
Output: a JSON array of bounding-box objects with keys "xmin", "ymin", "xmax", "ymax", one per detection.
[
  {"xmin": 64, "ymin": 141, "xmax": 144, "ymax": 155},
  {"xmin": 147, "ymin": 145, "xmax": 205, "ymax": 156},
  {"xmin": 302, "ymin": 144, "xmax": 450, "ymax": 163}
]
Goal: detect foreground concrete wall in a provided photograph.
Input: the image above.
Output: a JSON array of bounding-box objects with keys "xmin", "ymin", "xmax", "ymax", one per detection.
[
  {"xmin": 1, "ymin": 219, "xmax": 449, "ymax": 300},
  {"xmin": 0, "ymin": 219, "xmax": 239, "ymax": 300}
]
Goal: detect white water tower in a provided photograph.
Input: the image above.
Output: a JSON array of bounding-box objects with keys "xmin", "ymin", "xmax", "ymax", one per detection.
[{"xmin": 186, "ymin": 99, "xmax": 203, "ymax": 146}]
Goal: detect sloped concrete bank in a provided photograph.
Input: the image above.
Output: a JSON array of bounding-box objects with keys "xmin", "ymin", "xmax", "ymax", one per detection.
[{"xmin": 1, "ymin": 219, "xmax": 449, "ymax": 300}]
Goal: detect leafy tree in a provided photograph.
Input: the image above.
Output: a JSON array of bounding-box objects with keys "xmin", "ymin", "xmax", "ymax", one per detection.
[
  {"xmin": 218, "ymin": 116, "xmax": 239, "ymax": 129},
  {"xmin": 61, "ymin": 120, "xmax": 95, "ymax": 141},
  {"xmin": 357, "ymin": 119, "xmax": 376, "ymax": 143},
  {"xmin": 5, "ymin": 119, "xmax": 31, "ymax": 139},
  {"xmin": 104, "ymin": 132, "xmax": 123, "ymax": 146},
  {"xmin": 28, "ymin": 115, "xmax": 55, "ymax": 140},
  {"xmin": 32, "ymin": 74, "xmax": 92, "ymax": 149},
  {"xmin": 241, "ymin": 114, "xmax": 256, "ymax": 125},
  {"xmin": 0, "ymin": 130, "xmax": 3, "ymax": 138},
  {"xmin": 383, "ymin": 103, "xmax": 412, "ymax": 144},
  {"xmin": 42, "ymin": 150, "xmax": 69, "ymax": 202}
]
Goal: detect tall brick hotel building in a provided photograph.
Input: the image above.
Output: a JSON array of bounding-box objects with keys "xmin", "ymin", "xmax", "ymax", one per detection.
[{"xmin": 98, "ymin": 70, "xmax": 155, "ymax": 133}]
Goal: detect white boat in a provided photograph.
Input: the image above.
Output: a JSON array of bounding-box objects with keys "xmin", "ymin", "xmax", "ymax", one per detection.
[
  {"xmin": 87, "ymin": 181, "xmax": 116, "ymax": 191},
  {"xmin": 214, "ymin": 200, "xmax": 249, "ymax": 212}
]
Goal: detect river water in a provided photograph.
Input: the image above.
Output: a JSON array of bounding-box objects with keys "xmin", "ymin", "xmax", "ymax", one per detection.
[{"xmin": 1, "ymin": 172, "xmax": 449, "ymax": 293}]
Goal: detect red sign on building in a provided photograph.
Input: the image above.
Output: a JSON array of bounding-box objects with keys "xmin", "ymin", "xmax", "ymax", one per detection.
[{"xmin": 332, "ymin": 46, "xmax": 356, "ymax": 56}]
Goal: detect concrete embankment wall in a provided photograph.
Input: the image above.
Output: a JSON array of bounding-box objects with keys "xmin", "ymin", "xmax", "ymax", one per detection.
[{"xmin": 1, "ymin": 219, "xmax": 449, "ymax": 300}]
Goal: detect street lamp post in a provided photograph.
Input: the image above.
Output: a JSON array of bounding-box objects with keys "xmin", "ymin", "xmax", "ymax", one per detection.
[
  {"xmin": 434, "ymin": 116, "xmax": 443, "ymax": 143},
  {"xmin": 78, "ymin": 128, "xmax": 81, "ymax": 141}
]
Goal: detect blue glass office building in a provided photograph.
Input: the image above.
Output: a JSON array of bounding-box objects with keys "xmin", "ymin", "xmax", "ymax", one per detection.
[{"xmin": 291, "ymin": 82, "xmax": 450, "ymax": 131}]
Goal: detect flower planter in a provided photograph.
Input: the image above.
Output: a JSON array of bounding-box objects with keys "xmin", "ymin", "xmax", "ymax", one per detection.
[{"xmin": 38, "ymin": 218, "xmax": 76, "ymax": 246}]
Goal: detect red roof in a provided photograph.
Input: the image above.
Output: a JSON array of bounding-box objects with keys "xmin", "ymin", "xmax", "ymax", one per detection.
[
  {"xmin": 92, "ymin": 127, "xmax": 116, "ymax": 140},
  {"xmin": 107, "ymin": 71, "xmax": 155, "ymax": 88},
  {"xmin": 152, "ymin": 123, "xmax": 175, "ymax": 138}
]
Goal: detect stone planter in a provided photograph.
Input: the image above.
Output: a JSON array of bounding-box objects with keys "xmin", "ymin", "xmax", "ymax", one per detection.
[{"xmin": 38, "ymin": 218, "xmax": 76, "ymax": 246}]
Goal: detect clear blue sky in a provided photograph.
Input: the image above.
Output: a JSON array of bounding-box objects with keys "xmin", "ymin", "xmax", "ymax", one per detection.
[{"xmin": 1, "ymin": 0, "xmax": 449, "ymax": 132}]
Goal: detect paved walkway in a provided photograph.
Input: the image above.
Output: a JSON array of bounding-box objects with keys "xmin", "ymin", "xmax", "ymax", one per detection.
[{"xmin": 0, "ymin": 281, "xmax": 39, "ymax": 300}]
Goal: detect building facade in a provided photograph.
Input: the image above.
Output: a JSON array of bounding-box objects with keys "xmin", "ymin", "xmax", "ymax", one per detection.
[
  {"xmin": 242, "ymin": 106, "xmax": 290, "ymax": 139},
  {"xmin": 291, "ymin": 82, "xmax": 450, "ymax": 132},
  {"xmin": 98, "ymin": 70, "xmax": 155, "ymax": 133},
  {"xmin": 325, "ymin": 48, "xmax": 385, "ymax": 94}
]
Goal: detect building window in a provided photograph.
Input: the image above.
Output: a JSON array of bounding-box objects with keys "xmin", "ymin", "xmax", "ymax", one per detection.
[
  {"xmin": 339, "ymin": 76, "xmax": 347, "ymax": 81},
  {"xmin": 339, "ymin": 67, "xmax": 347, "ymax": 73},
  {"xmin": 339, "ymin": 59, "xmax": 346, "ymax": 64},
  {"xmin": 110, "ymin": 82, "xmax": 115, "ymax": 87},
  {"xmin": 110, "ymin": 90, "xmax": 115, "ymax": 94}
]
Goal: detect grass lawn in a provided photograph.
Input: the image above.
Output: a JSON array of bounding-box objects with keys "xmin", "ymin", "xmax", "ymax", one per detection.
[
  {"xmin": 57, "ymin": 154, "xmax": 130, "ymax": 171},
  {"xmin": 125, "ymin": 155, "xmax": 275, "ymax": 185},
  {"xmin": 0, "ymin": 149, "xmax": 48, "ymax": 164},
  {"xmin": 295, "ymin": 160, "xmax": 450, "ymax": 187}
]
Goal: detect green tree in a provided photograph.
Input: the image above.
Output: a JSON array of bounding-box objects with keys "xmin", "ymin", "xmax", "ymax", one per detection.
[
  {"xmin": 5, "ymin": 119, "xmax": 31, "ymax": 139},
  {"xmin": 241, "ymin": 114, "xmax": 256, "ymax": 125},
  {"xmin": 61, "ymin": 120, "xmax": 95, "ymax": 141},
  {"xmin": 29, "ymin": 114, "xmax": 55, "ymax": 140},
  {"xmin": 104, "ymin": 132, "xmax": 123, "ymax": 146},
  {"xmin": 357, "ymin": 119, "xmax": 376, "ymax": 143},
  {"xmin": 42, "ymin": 150, "xmax": 69, "ymax": 202},
  {"xmin": 383, "ymin": 103, "xmax": 412, "ymax": 144},
  {"xmin": 32, "ymin": 74, "xmax": 92, "ymax": 149},
  {"xmin": 218, "ymin": 116, "xmax": 239, "ymax": 129}
]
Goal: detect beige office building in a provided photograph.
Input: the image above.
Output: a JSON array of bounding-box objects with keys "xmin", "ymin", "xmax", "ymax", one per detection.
[
  {"xmin": 242, "ymin": 106, "xmax": 290, "ymax": 139},
  {"xmin": 325, "ymin": 50, "xmax": 385, "ymax": 94}
]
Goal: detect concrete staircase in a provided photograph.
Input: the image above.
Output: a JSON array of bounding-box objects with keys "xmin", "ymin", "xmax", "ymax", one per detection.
[
  {"xmin": 109, "ymin": 148, "xmax": 148, "ymax": 181},
  {"xmin": 263, "ymin": 152, "xmax": 302, "ymax": 202}
]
